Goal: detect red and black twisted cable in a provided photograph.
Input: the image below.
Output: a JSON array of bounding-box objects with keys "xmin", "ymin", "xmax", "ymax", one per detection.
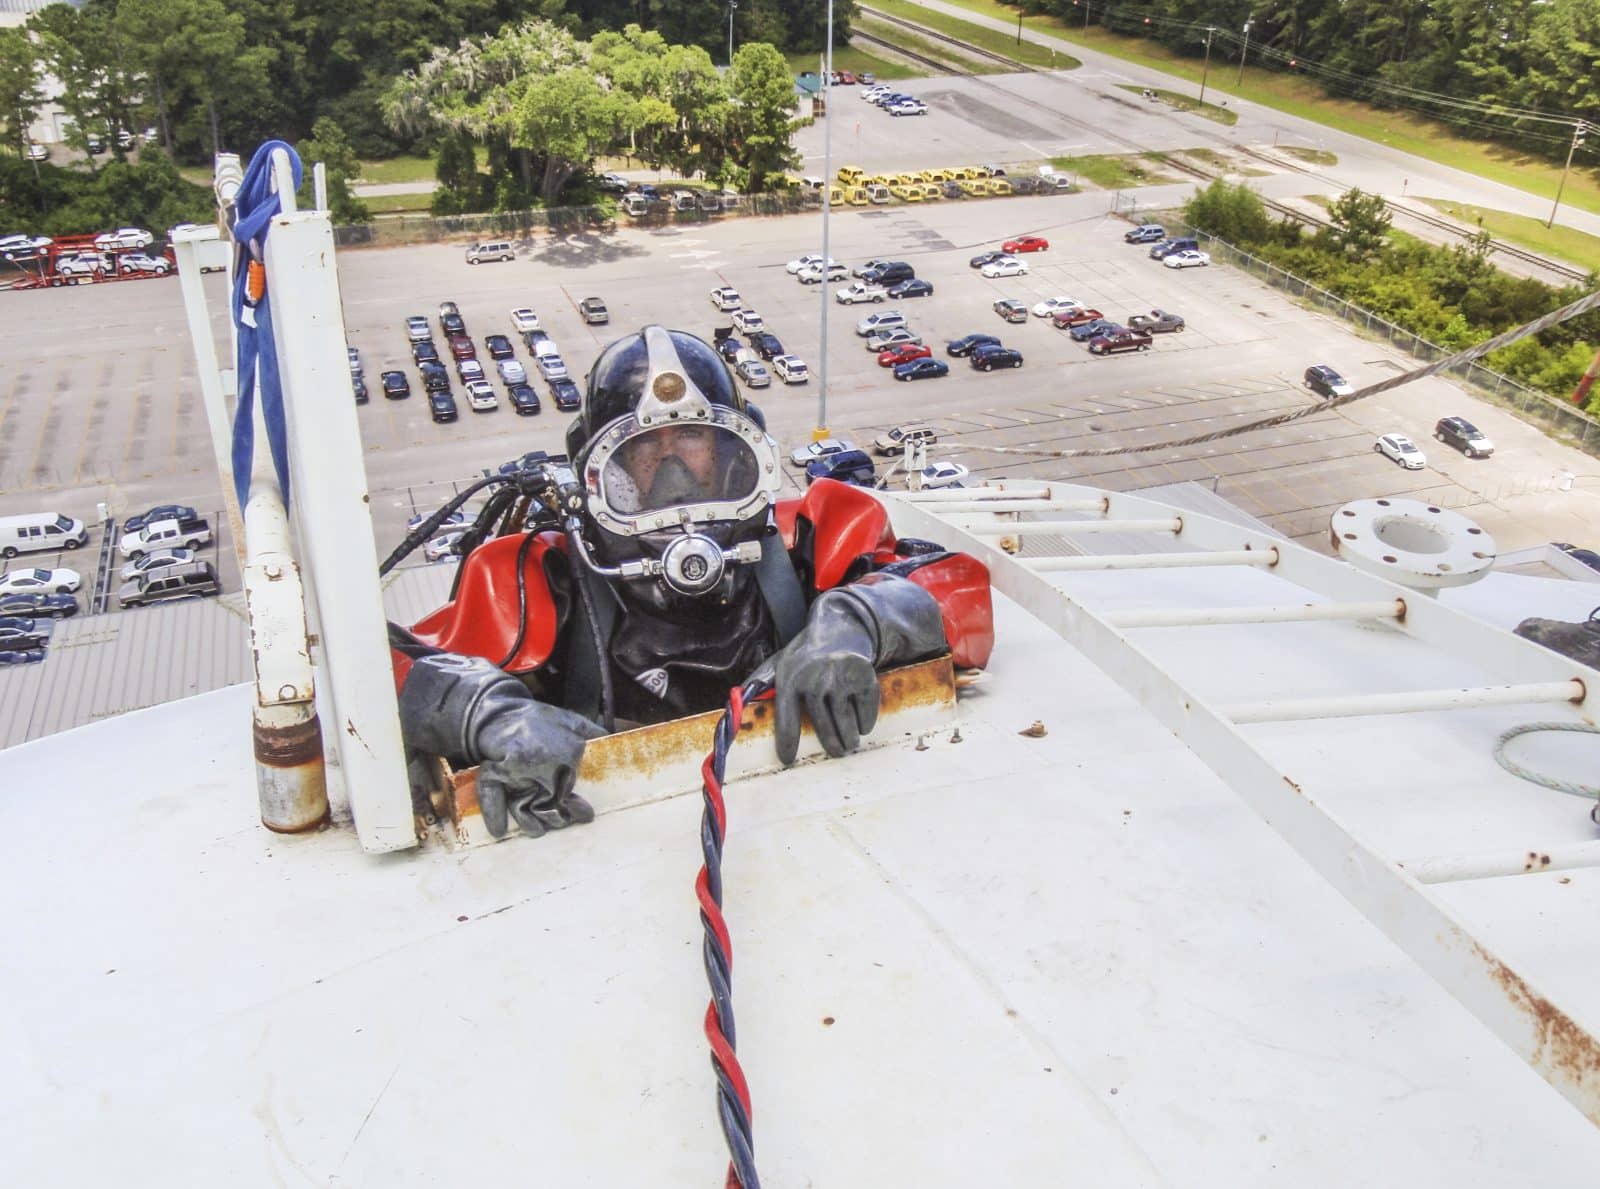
[{"xmin": 697, "ymin": 678, "xmax": 771, "ymax": 1189}]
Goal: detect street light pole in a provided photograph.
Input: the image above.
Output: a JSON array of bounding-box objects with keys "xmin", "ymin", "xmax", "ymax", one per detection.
[
  {"xmin": 1236, "ymin": 19, "xmax": 1252, "ymax": 86},
  {"xmin": 1016, "ymin": 9, "xmax": 1023, "ymax": 45},
  {"xmin": 1197, "ymin": 26, "xmax": 1215, "ymax": 108},
  {"xmin": 815, "ymin": 0, "xmax": 833, "ymax": 442},
  {"xmin": 727, "ymin": 1, "xmax": 738, "ymax": 68},
  {"xmin": 1547, "ymin": 120, "xmax": 1587, "ymax": 229}
]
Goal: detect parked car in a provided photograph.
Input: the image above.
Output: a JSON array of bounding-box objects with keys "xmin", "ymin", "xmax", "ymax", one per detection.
[
  {"xmin": 786, "ymin": 253, "xmax": 836, "ymax": 274},
  {"xmin": 0, "ymin": 233, "xmax": 51, "ymax": 260},
  {"xmin": 1002, "ymin": 235, "xmax": 1049, "ymax": 254},
  {"xmin": 456, "ymin": 358, "xmax": 485, "ymax": 385},
  {"xmin": 57, "ymin": 252, "xmax": 109, "ymax": 277},
  {"xmin": 1149, "ymin": 237, "xmax": 1199, "ymax": 260},
  {"xmin": 464, "ymin": 380, "xmax": 499, "ymax": 412},
  {"xmin": 352, "ymin": 375, "xmax": 369, "ymax": 403},
  {"xmin": 836, "ymin": 282, "xmax": 888, "ymax": 305},
  {"xmin": 797, "ymin": 261, "xmax": 849, "ymax": 284},
  {"xmin": 1164, "ymin": 250, "xmax": 1211, "ymax": 269},
  {"xmin": 890, "ymin": 99, "xmax": 928, "ymax": 116},
  {"xmin": 1124, "ymin": 223, "xmax": 1166, "ymax": 244},
  {"xmin": 424, "ymin": 532, "xmax": 466, "ymax": 563},
  {"xmin": 1128, "ymin": 309, "xmax": 1186, "ymax": 334},
  {"xmin": 888, "ymin": 278, "xmax": 934, "ymax": 299},
  {"xmin": 894, "ymin": 358, "xmax": 950, "ymax": 382},
  {"xmin": 1051, "ymin": 307, "xmax": 1106, "ymax": 329},
  {"xmin": 1088, "ymin": 329, "xmax": 1153, "ymax": 355},
  {"xmin": 579, "ymin": 297, "xmax": 609, "ymax": 324},
  {"xmin": 507, "ymin": 382, "xmax": 541, "ymax": 415},
  {"xmin": 861, "ymin": 262, "xmax": 914, "ymax": 286},
  {"xmin": 1376, "ymin": 433, "xmax": 1426, "ymax": 469},
  {"xmin": 438, "ymin": 300, "xmax": 466, "ymax": 335},
  {"xmin": 867, "ymin": 328, "xmax": 921, "ymax": 353},
  {"xmin": 879, "ymin": 343, "xmax": 932, "ymax": 368},
  {"xmin": 736, "ymin": 358, "xmax": 772, "ymax": 388},
  {"xmin": 947, "ymin": 333, "xmax": 1001, "ymax": 357},
  {"xmin": 731, "ymin": 308, "xmax": 765, "ymax": 334},
  {"xmin": 716, "ymin": 335, "xmax": 743, "ymax": 362},
  {"xmin": 1070, "ymin": 318, "xmax": 1120, "ymax": 343},
  {"xmin": 548, "ymin": 378, "xmax": 581, "ymax": 411},
  {"xmin": 23, "ymin": 142, "xmax": 46, "ymax": 162},
  {"xmin": 380, "ymin": 370, "xmax": 410, "ymax": 400},
  {"xmin": 499, "ymin": 450, "xmax": 563, "ymax": 475},
  {"xmin": 1032, "ymin": 296, "xmax": 1082, "ymax": 319},
  {"xmin": 1304, "ymin": 365, "xmax": 1354, "ymax": 398},
  {"xmin": 971, "ymin": 344, "xmax": 1024, "ymax": 371},
  {"xmin": 536, "ymin": 353, "xmax": 569, "ymax": 381},
  {"xmin": 523, "ymin": 329, "xmax": 552, "ymax": 353},
  {"xmin": 119, "ymin": 547, "xmax": 196, "ymax": 582},
  {"xmin": 510, "ymin": 308, "xmax": 541, "ymax": 333},
  {"xmin": 993, "ymin": 298, "xmax": 1029, "ymax": 323},
  {"xmin": 406, "ymin": 508, "xmax": 468, "ymax": 534},
  {"xmin": 412, "ymin": 339, "xmax": 440, "ymax": 365},
  {"xmin": 918, "ymin": 462, "xmax": 970, "ymax": 490},
  {"xmin": 0, "ymin": 647, "xmax": 45, "ymax": 665},
  {"xmin": 0, "ymin": 591, "xmax": 77, "ymax": 618},
  {"xmin": 497, "ymin": 359, "xmax": 528, "ymax": 385},
  {"xmin": 0, "ymin": 615, "xmax": 50, "ymax": 650},
  {"xmin": 428, "ymin": 391, "xmax": 459, "ymax": 423},
  {"xmin": 856, "ymin": 310, "xmax": 907, "ymax": 337},
  {"xmin": 1435, "ymin": 416, "xmax": 1495, "ymax": 458},
  {"xmin": 448, "ymin": 333, "xmax": 476, "ymax": 361},
  {"xmin": 969, "ymin": 250, "xmax": 1008, "ymax": 269},
  {"xmin": 405, "ymin": 315, "xmax": 432, "ymax": 342},
  {"xmin": 484, "ymin": 334, "xmax": 515, "ymax": 360},
  {"xmin": 124, "ymin": 504, "xmax": 197, "ymax": 534},
  {"xmin": 748, "ymin": 332, "xmax": 785, "ymax": 360},
  {"xmin": 982, "ymin": 257, "xmax": 1028, "ymax": 278},
  {"xmin": 94, "ymin": 227, "xmax": 154, "ymax": 249},
  {"xmin": 120, "ymin": 515, "xmax": 211, "ymax": 559},
  {"xmin": 853, "ymin": 257, "xmax": 894, "ymax": 278},
  {"xmin": 710, "ymin": 286, "xmax": 742, "ymax": 311},
  {"xmin": 806, "ymin": 449, "xmax": 877, "ymax": 487},
  {"xmin": 597, "ymin": 171, "xmax": 629, "ymax": 194},
  {"xmin": 789, "ymin": 438, "xmax": 858, "ymax": 469},
  {"xmin": 873, "ymin": 423, "xmax": 939, "ymax": 455},
  {"xmin": 771, "ymin": 355, "xmax": 809, "ymax": 384},
  {"xmin": 419, "ymin": 361, "xmax": 450, "ymax": 392},
  {"xmin": 118, "ymin": 561, "xmax": 220, "ymax": 608},
  {"xmin": 465, "ymin": 240, "xmax": 515, "ymax": 264},
  {"xmin": 116, "ymin": 252, "xmax": 173, "ymax": 275}
]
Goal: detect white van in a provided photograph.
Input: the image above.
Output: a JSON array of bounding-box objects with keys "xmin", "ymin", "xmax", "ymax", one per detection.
[
  {"xmin": 465, "ymin": 240, "xmax": 514, "ymax": 264},
  {"xmin": 0, "ymin": 512, "xmax": 89, "ymax": 559}
]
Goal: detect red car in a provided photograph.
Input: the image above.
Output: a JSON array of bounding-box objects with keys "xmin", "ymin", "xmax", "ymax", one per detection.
[
  {"xmin": 878, "ymin": 342, "xmax": 932, "ymax": 367},
  {"xmin": 1002, "ymin": 235, "xmax": 1049, "ymax": 254},
  {"xmin": 448, "ymin": 333, "xmax": 476, "ymax": 360},
  {"xmin": 1051, "ymin": 307, "xmax": 1105, "ymax": 329}
]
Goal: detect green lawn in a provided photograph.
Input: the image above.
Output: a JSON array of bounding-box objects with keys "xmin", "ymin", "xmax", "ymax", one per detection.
[
  {"xmin": 788, "ymin": 46, "xmax": 923, "ymax": 81},
  {"xmin": 864, "ymin": 0, "xmax": 1079, "ymax": 71},
  {"xmin": 363, "ymin": 192, "xmax": 432, "ymax": 215},
  {"xmin": 1116, "ymin": 84, "xmax": 1236, "ymax": 127},
  {"xmin": 903, "ymin": 0, "xmax": 1600, "ymax": 218},
  {"xmin": 1417, "ymin": 198, "xmax": 1600, "ymax": 277},
  {"xmin": 1051, "ymin": 153, "xmax": 1178, "ymax": 189},
  {"xmin": 354, "ymin": 155, "xmax": 441, "ymax": 185},
  {"xmin": 856, "ymin": 17, "xmax": 1008, "ymax": 74},
  {"xmin": 1183, "ymin": 147, "xmax": 1268, "ymax": 176}
]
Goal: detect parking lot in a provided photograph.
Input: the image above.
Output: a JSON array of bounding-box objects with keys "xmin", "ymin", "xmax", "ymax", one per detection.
[{"xmin": 1, "ymin": 186, "xmax": 1598, "ymax": 620}]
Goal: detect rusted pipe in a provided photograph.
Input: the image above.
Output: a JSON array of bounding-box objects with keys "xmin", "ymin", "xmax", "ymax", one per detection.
[{"xmin": 254, "ymin": 700, "xmax": 329, "ymax": 832}]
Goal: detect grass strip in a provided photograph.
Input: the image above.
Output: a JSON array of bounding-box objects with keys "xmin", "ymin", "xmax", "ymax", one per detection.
[
  {"xmin": 862, "ymin": 0, "xmax": 1079, "ymax": 71},
  {"xmin": 787, "ymin": 45, "xmax": 925, "ymax": 81},
  {"xmin": 1417, "ymin": 198, "xmax": 1600, "ymax": 278},
  {"xmin": 856, "ymin": 17, "xmax": 1007, "ymax": 75},
  {"xmin": 1115, "ymin": 84, "xmax": 1236, "ymax": 126},
  {"xmin": 1050, "ymin": 153, "xmax": 1178, "ymax": 188}
]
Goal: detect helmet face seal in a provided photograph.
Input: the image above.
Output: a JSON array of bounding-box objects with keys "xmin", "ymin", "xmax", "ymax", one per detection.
[{"xmin": 584, "ymin": 405, "xmax": 779, "ymax": 537}]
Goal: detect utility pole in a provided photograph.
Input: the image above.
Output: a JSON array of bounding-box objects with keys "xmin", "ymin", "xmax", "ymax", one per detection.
[
  {"xmin": 727, "ymin": 1, "xmax": 738, "ymax": 68},
  {"xmin": 1085, "ymin": 0, "xmax": 1092, "ymax": 31},
  {"xmin": 815, "ymin": 0, "xmax": 833, "ymax": 442},
  {"xmin": 1198, "ymin": 26, "xmax": 1216, "ymax": 109},
  {"xmin": 1016, "ymin": 9, "xmax": 1023, "ymax": 45},
  {"xmin": 1236, "ymin": 19, "xmax": 1252, "ymax": 86},
  {"xmin": 1547, "ymin": 120, "xmax": 1587, "ymax": 230}
]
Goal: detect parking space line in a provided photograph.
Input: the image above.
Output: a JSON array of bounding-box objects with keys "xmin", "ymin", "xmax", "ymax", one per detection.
[{"xmin": 71, "ymin": 357, "xmax": 116, "ymax": 486}]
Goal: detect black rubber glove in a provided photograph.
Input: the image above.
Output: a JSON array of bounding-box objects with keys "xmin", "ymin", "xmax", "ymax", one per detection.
[
  {"xmin": 1515, "ymin": 608, "xmax": 1600, "ymax": 670},
  {"xmin": 398, "ymin": 654, "xmax": 607, "ymax": 838},
  {"xmin": 754, "ymin": 573, "xmax": 947, "ymax": 765}
]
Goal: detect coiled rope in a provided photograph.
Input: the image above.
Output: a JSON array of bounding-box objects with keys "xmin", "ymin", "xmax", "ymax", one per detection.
[{"xmin": 697, "ymin": 678, "xmax": 773, "ymax": 1189}]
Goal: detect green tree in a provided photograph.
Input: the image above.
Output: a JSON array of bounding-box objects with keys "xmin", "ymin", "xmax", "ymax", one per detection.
[
  {"xmin": 727, "ymin": 41, "xmax": 798, "ymax": 192},
  {"xmin": 1182, "ymin": 178, "xmax": 1272, "ymax": 244},
  {"xmin": 29, "ymin": 5, "xmax": 139, "ymax": 166},
  {"xmin": 295, "ymin": 116, "xmax": 370, "ymax": 224},
  {"xmin": 431, "ymin": 129, "xmax": 481, "ymax": 214},
  {"xmin": 1325, "ymin": 187, "xmax": 1391, "ymax": 259},
  {"xmin": 0, "ymin": 28, "xmax": 41, "ymax": 160}
]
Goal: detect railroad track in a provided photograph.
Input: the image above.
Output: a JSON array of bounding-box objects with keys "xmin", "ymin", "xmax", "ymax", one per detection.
[{"xmin": 855, "ymin": 5, "xmax": 1589, "ymax": 283}]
